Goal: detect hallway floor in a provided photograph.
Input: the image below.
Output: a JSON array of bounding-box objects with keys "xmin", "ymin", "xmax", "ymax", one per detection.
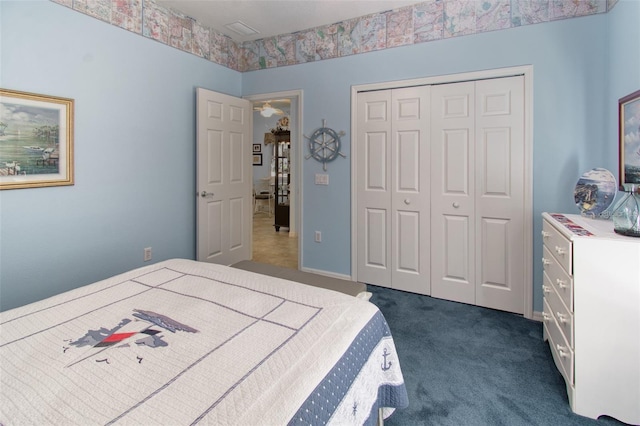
[{"xmin": 252, "ymin": 213, "xmax": 297, "ymax": 270}]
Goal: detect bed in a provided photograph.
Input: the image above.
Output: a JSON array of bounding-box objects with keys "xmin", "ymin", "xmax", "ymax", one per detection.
[{"xmin": 0, "ymin": 259, "xmax": 407, "ymax": 425}]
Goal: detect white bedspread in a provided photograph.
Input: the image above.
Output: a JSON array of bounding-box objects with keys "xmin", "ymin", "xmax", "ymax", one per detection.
[{"xmin": 0, "ymin": 259, "xmax": 407, "ymax": 425}]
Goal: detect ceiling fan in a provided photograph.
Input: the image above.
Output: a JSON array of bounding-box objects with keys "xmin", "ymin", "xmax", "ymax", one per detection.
[{"xmin": 253, "ymin": 101, "xmax": 285, "ymax": 117}]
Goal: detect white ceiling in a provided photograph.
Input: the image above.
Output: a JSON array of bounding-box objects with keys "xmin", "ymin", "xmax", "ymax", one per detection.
[{"xmin": 157, "ymin": 0, "xmax": 421, "ymax": 43}]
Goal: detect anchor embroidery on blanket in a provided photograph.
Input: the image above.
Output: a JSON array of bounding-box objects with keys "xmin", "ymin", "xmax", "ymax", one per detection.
[
  {"xmin": 381, "ymin": 348, "xmax": 392, "ymax": 371},
  {"xmin": 64, "ymin": 309, "xmax": 198, "ymax": 367}
]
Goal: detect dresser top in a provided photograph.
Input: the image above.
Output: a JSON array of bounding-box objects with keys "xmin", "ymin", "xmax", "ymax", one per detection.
[{"xmin": 543, "ymin": 212, "xmax": 639, "ymax": 242}]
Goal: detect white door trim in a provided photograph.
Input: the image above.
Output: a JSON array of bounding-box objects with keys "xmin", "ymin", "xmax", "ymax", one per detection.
[
  {"xmin": 244, "ymin": 90, "xmax": 304, "ymax": 269},
  {"xmin": 351, "ymin": 65, "xmax": 534, "ymax": 319}
]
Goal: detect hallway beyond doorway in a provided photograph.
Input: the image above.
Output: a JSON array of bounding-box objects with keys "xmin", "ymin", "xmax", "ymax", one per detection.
[{"xmin": 252, "ymin": 214, "xmax": 297, "ymax": 269}]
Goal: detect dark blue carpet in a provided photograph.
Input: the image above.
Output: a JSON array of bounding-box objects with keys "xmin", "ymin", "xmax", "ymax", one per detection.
[{"xmin": 369, "ymin": 285, "xmax": 626, "ymax": 426}]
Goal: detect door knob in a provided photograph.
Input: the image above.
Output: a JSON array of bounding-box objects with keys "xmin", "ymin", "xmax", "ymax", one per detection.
[
  {"xmin": 452, "ymin": 202, "xmax": 460, "ymax": 208},
  {"xmin": 200, "ymin": 191, "xmax": 214, "ymax": 198},
  {"xmin": 404, "ymin": 199, "xmax": 411, "ymax": 205}
]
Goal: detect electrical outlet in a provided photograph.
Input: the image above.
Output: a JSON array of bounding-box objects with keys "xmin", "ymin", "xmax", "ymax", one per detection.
[
  {"xmin": 315, "ymin": 231, "xmax": 322, "ymax": 243},
  {"xmin": 144, "ymin": 247, "xmax": 152, "ymax": 262}
]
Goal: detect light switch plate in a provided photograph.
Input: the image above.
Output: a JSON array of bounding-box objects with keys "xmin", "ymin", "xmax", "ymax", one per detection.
[{"xmin": 315, "ymin": 173, "xmax": 329, "ymax": 185}]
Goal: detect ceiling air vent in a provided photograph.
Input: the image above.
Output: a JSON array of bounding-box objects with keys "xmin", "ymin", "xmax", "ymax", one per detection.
[{"xmin": 225, "ymin": 21, "xmax": 259, "ymax": 37}]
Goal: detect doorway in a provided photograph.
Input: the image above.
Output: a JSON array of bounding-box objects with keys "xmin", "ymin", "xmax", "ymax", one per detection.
[{"xmin": 244, "ymin": 90, "xmax": 303, "ymax": 270}]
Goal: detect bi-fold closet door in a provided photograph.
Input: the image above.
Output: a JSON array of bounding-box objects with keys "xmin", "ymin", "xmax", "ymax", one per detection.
[
  {"xmin": 356, "ymin": 76, "xmax": 525, "ymax": 314},
  {"xmin": 356, "ymin": 87, "xmax": 431, "ymax": 295}
]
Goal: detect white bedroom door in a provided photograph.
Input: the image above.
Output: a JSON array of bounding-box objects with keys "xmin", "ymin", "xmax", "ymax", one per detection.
[
  {"xmin": 430, "ymin": 76, "xmax": 525, "ymax": 314},
  {"xmin": 196, "ymin": 88, "xmax": 253, "ymax": 265},
  {"xmin": 356, "ymin": 86, "xmax": 431, "ymax": 294}
]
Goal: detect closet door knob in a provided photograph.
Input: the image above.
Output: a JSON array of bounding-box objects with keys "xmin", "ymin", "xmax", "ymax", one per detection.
[
  {"xmin": 452, "ymin": 202, "xmax": 460, "ymax": 208},
  {"xmin": 404, "ymin": 199, "xmax": 411, "ymax": 205},
  {"xmin": 200, "ymin": 191, "xmax": 214, "ymax": 198}
]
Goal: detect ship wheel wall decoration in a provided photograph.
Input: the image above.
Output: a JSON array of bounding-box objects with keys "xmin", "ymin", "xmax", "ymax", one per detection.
[{"xmin": 305, "ymin": 119, "xmax": 346, "ymax": 171}]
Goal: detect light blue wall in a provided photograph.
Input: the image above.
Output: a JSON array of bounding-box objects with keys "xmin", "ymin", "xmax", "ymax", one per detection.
[
  {"xmin": 243, "ymin": 6, "xmax": 638, "ymax": 312},
  {"xmin": 0, "ymin": 1, "xmax": 241, "ymax": 310},
  {"xmin": 1, "ymin": 0, "xmax": 638, "ymax": 313}
]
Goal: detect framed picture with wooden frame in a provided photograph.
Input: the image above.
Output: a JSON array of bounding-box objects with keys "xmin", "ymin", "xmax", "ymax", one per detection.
[
  {"xmin": 0, "ymin": 88, "xmax": 74, "ymax": 190},
  {"xmin": 252, "ymin": 153, "xmax": 263, "ymax": 166},
  {"xmin": 253, "ymin": 143, "xmax": 261, "ymax": 153},
  {"xmin": 619, "ymin": 89, "xmax": 640, "ymax": 190}
]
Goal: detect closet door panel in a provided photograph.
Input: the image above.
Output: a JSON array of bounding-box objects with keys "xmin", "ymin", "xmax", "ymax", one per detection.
[
  {"xmin": 391, "ymin": 87, "xmax": 430, "ymax": 294},
  {"xmin": 365, "ymin": 208, "xmax": 387, "ymax": 268},
  {"xmin": 443, "ymin": 129, "xmax": 471, "ymax": 194},
  {"xmin": 475, "ymin": 76, "xmax": 525, "ymax": 314},
  {"xmin": 357, "ymin": 91, "xmax": 392, "ymax": 287},
  {"xmin": 443, "ymin": 215, "xmax": 471, "ymax": 281},
  {"xmin": 431, "ymin": 81, "xmax": 475, "ymax": 304}
]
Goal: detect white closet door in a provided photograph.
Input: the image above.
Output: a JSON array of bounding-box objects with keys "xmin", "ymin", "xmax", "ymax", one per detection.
[
  {"xmin": 430, "ymin": 81, "xmax": 476, "ymax": 304},
  {"xmin": 356, "ymin": 90, "xmax": 392, "ymax": 287},
  {"xmin": 474, "ymin": 76, "xmax": 525, "ymax": 314},
  {"xmin": 390, "ymin": 87, "xmax": 430, "ymax": 294},
  {"xmin": 431, "ymin": 77, "xmax": 525, "ymax": 313},
  {"xmin": 356, "ymin": 87, "xmax": 430, "ymax": 292}
]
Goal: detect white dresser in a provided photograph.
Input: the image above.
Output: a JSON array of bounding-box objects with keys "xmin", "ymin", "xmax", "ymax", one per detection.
[{"xmin": 541, "ymin": 213, "xmax": 640, "ymax": 425}]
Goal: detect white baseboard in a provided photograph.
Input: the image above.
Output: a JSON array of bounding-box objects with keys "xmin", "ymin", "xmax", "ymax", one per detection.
[
  {"xmin": 531, "ymin": 310, "xmax": 544, "ymax": 322},
  {"xmin": 299, "ymin": 266, "xmax": 352, "ymax": 282}
]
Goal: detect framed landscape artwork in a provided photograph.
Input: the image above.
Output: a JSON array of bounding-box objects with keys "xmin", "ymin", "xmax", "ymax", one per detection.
[
  {"xmin": 0, "ymin": 89, "xmax": 74, "ymax": 190},
  {"xmin": 619, "ymin": 89, "xmax": 640, "ymax": 190}
]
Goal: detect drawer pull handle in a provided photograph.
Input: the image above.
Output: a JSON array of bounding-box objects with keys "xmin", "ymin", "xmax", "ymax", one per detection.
[
  {"xmin": 556, "ymin": 312, "xmax": 568, "ymax": 324},
  {"xmin": 542, "ymin": 312, "xmax": 551, "ymax": 322},
  {"xmin": 555, "ymin": 246, "xmax": 566, "ymax": 256},
  {"xmin": 542, "ymin": 285, "xmax": 551, "ymax": 294},
  {"xmin": 541, "ymin": 231, "xmax": 550, "ymax": 239},
  {"xmin": 556, "ymin": 344, "xmax": 569, "ymax": 358},
  {"xmin": 542, "ymin": 257, "xmax": 551, "ymax": 266},
  {"xmin": 556, "ymin": 278, "xmax": 567, "ymax": 289}
]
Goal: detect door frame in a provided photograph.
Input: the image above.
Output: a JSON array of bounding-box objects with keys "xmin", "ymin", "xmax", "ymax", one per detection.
[
  {"xmin": 350, "ymin": 65, "xmax": 534, "ymax": 319},
  {"xmin": 244, "ymin": 90, "xmax": 303, "ymax": 269}
]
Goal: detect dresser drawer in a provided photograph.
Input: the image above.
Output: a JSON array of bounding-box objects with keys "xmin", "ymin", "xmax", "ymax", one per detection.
[
  {"xmin": 543, "ymin": 297, "xmax": 574, "ymax": 386},
  {"xmin": 544, "ymin": 272, "xmax": 574, "ymax": 347},
  {"xmin": 542, "ymin": 245, "xmax": 574, "ymax": 312},
  {"xmin": 542, "ymin": 219, "xmax": 573, "ymax": 274}
]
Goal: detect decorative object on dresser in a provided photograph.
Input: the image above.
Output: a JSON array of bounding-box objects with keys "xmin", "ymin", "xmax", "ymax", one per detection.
[
  {"xmin": 611, "ymin": 185, "xmax": 640, "ymax": 237},
  {"xmin": 573, "ymin": 168, "xmax": 617, "ymax": 217},
  {"xmin": 541, "ymin": 213, "xmax": 640, "ymax": 425}
]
